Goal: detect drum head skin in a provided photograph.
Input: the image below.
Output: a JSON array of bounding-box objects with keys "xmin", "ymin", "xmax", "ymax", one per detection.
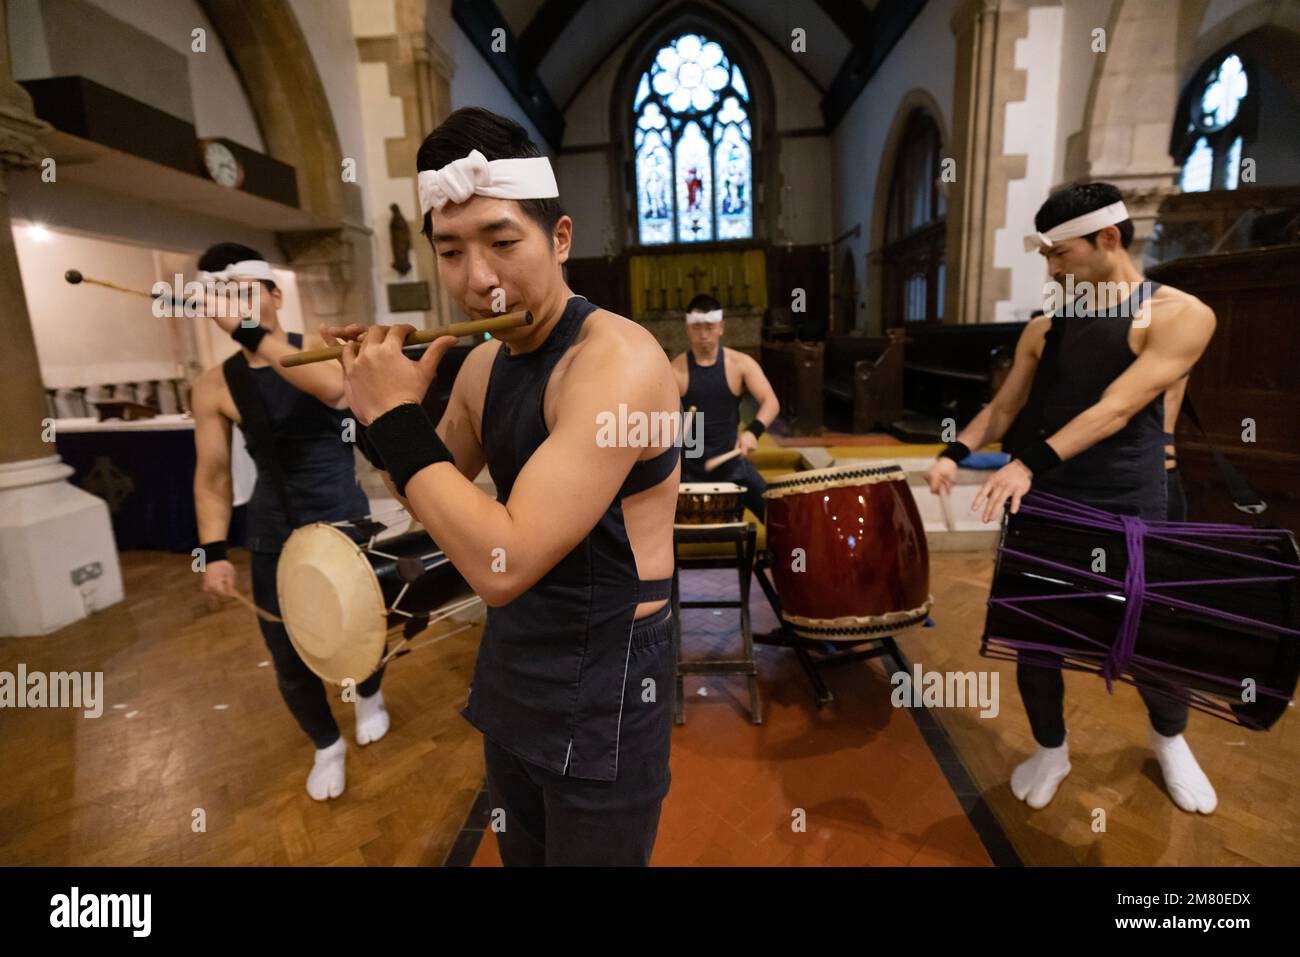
[
  {"xmin": 277, "ymin": 523, "xmax": 388, "ymax": 685},
  {"xmin": 676, "ymin": 482, "xmax": 747, "ymax": 526}
]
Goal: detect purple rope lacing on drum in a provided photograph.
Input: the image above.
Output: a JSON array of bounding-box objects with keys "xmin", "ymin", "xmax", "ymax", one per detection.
[{"xmin": 985, "ymin": 490, "xmax": 1300, "ymax": 729}]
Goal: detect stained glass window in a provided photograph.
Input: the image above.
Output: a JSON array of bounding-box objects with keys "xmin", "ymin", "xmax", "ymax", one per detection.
[
  {"xmin": 1177, "ymin": 53, "xmax": 1249, "ymax": 192},
  {"xmin": 634, "ymin": 33, "xmax": 753, "ymax": 245}
]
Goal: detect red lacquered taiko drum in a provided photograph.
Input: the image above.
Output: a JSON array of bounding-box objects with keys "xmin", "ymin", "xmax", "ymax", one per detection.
[{"xmin": 762, "ymin": 463, "xmax": 931, "ymax": 640}]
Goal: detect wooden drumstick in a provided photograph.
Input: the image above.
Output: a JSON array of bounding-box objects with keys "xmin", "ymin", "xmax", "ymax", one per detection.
[
  {"xmin": 64, "ymin": 269, "xmax": 156, "ymax": 299},
  {"xmin": 228, "ymin": 589, "xmax": 283, "ymax": 623},
  {"xmin": 280, "ymin": 310, "xmax": 533, "ymax": 367},
  {"xmin": 705, "ymin": 447, "xmax": 744, "ymax": 472},
  {"xmin": 938, "ymin": 488, "xmax": 956, "ymax": 531}
]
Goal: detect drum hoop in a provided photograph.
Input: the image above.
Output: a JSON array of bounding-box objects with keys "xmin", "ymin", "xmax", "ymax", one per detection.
[
  {"xmin": 781, "ymin": 596, "xmax": 933, "ymax": 634},
  {"xmin": 679, "ymin": 483, "xmax": 746, "ymax": 495},
  {"xmin": 763, "ymin": 463, "xmax": 907, "ymax": 499},
  {"xmin": 277, "ymin": 522, "xmax": 389, "ymax": 685}
]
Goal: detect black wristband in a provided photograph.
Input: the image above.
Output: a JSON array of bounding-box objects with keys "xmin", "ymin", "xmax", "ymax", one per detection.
[
  {"xmin": 199, "ymin": 540, "xmax": 228, "ymax": 563},
  {"xmin": 355, "ymin": 424, "xmax": 386, "ymax": 470},
  {"xmin": 745, "ymin": 419, "xmax": 766, "ymax": 440},
  {"xmin": 1015, "ymin": 439, "xmax": 1062, "ymax": 477},
  {"xmin": 365, "ymin": 402, "xmax": 455, "ymax": 497},
  {"xmin": 231, "ymin": 324, "xmax": 269, "ymax": 352},
  {"xmin": 939, "ymin": 441, "xmax": 971, "ymax": 463}
]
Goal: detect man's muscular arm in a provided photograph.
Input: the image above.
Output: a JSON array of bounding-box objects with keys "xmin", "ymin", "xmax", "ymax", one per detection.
[
  {"xmin": 251, "ymin": 332, "xmax": 348, "ymax": 408},
  {"xmin": 191, "ymin": 371, "xmax": 238, "ymax": 597},
  {"xmin": 955, "ymin": 315, "xmax": 1047, "ymax": 451},
  {"xmin": 399, "ymin": 335, "xmax": 662, "ymax": 606},
  {"xmin": 924, "ymin": 316, "xmax": 1046, "ymax": 495},
  {"xmin": 740, "ymin": 352, "xmax": 779, "ymax": 427}
]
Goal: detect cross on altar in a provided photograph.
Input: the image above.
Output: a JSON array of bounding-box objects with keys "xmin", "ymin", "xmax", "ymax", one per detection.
[{"xmin": 686, "ymin": 266, "xmax": 707, "ymax": 287}]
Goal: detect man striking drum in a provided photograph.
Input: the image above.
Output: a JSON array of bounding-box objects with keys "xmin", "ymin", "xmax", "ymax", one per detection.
[
  {"xmin": 322, "ymin": 108, "xmax": 682, "ymax": 866},
  {"xmin": 924, "ymin": 183, "xmax": 1219, "ymax": 814},
  {"xmin": 672, "ymin": 293, "xmax": 779, "ymax": 519},
  {"xmin": 190, "ymin": 243, "xmax": 389, "ymax": 802}
]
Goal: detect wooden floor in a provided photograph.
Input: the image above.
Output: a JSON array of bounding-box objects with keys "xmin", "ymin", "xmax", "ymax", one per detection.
[
  {"xmin": 0, "ymin": 550, "xmax": 487, "ymax": 866},
  {"xmin": 903, "ymin": 553, "xmax": 1300, "ymax": 866},
  {"xmin": 2, "ymin": 547, "xmax": 1296, "ymax": 866}
]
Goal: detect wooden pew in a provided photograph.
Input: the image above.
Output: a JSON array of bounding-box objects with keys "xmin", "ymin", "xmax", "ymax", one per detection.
[
  {"xmin": 1149, "ymin": 243, "xmax": 1300, "ymax": 533},
  {"xmin": 901, "ymin": 322, "xmax": 1027, "ymax": 430},
  {"xmin": 760, "ymin": 338, "xmax": 823, "ymax": 436},
  {"xmin": 823, "ymin": 330, "xmax": 904, "ymax": 434}
]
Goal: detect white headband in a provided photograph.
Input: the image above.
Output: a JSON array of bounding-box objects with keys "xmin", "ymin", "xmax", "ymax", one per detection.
[
  {"xmin": 196, "ymin": 259, "xmax": 276, "ymax": 283},
  {"xmin": 418, "ymin": 149, "xmax": 558, "ymax": 215},
  {"xmin": 1024, "ymin": 201, "xmax": 1130, "ymax": 252},
  {"xmin": 686, "ymin": 309, "xmax": 723, "ymax": 324}
]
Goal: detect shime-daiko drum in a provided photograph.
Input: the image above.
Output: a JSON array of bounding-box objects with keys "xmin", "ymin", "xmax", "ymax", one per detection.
[
  {"xmin": 276, "ymin": 517, "xmax": 478, "ymax": 685},
  {"xmin": 763, "ymin": 463, "xmax": 931, "ymax": 640}
]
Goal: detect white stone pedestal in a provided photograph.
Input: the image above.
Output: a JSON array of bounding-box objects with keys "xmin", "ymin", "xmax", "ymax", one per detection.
[{"xmin": 0, "ymin": 455, "xmax": 124, "ymax": 636}]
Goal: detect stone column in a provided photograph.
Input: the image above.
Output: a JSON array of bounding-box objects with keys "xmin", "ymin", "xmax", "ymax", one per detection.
[
  {"xmin": 355, "ymin": 0, "xmax": 458, "ymax": 330},
  {"xmin": 0, "ymin": 0, "xmax": 123, "ymax": 636},
  {"xmin": 945, "ymin": 0, "xmax": 1030, "ymax": 326},
  {"xmin": 1061, "ymin": 0, "xmax": 1182, "ymax": 257}
]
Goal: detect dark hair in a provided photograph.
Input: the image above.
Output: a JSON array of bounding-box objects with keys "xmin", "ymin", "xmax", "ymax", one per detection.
[
  {"xmin": 1034, "ymin": 182, "xmax": 1134, "ymax": 249},
  {"xmin": 686, "ymin": 293, "xmax": 722, "ymax": 314},
  {"xmin": 417, "ymin": 107, "xmax": 564, "ymax": 245},
  {"xmin": 197, "ymin": 242, "xmax": 277, "ymax": 291}
]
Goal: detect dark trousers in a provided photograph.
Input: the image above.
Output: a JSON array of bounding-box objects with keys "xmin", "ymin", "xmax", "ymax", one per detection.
[
  {"xmin": 482, "ymin": 607, "xmax": 675, "ymax": 866},
  {"xmin": 1016, "ymin": 470, "xmax": 1191, "ymax": 747},
  {"xmin": 683, "ymin": 453, "xmax": 767, "ymax": 520},
  {"xmin": 251, "ymin": 550, "xmax": 384, "ymax": 749}
]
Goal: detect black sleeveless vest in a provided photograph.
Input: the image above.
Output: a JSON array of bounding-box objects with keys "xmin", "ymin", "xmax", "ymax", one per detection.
[
  {"xmin": 224, "ymin": 332, "xmax": 369, "ymax": 552},
  {"xmin": 461, "ymin": 296, "xmax": 678, "ymax": 781},
  {"xmin": 681, "ymin": 348, "xmax": 739, "ymax": 480},
  {"xmin": 1020, "ymin": 281, "xmax": 1171, "ymax": 519}
]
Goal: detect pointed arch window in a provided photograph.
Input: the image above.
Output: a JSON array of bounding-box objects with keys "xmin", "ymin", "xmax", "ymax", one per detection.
[
  {"xmin": 1175, "ymin": 52, "xmax": 1251, "ymax": 192},
  {"xmin": 633, "ymin": 32, "xmax": 753, "ymax": 245},
  {"xmin": 881, "ymin": 109, "xmax": 947, "ymax": 326}
]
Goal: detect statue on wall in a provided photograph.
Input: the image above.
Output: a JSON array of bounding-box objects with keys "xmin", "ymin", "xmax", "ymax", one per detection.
[{"xmin": 389, "ymin": 203, "xmax": 412, "ymax": 276}]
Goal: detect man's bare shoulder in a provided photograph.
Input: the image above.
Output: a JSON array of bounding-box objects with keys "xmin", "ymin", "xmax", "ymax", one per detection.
[
  {"xmin": 586, "ymin": 308, "xmax": 671, "ymax": 361},
  {"xmin": 723, "ymin": 345, "xmax": 757, "ymax": 368},
  {"xmin": 1149, "ymin": 282, "xmax": 1215, "ymax": 320}
]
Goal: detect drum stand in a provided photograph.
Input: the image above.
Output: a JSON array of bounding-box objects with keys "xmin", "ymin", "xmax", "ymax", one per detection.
[
  {"xmin": 751, "ymin": 550, "xmax": 904, "ymax": 707},
  {"xmin": 671, "ymin": 522, "xmax": 763, "ymax": 725}
]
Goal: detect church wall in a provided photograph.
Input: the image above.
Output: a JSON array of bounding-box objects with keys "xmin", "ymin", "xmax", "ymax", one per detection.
[
  {"xmin": 449, "ymin": 20, "xmax": 548, "ymax": 149},
  {"xmin": 7, "ymin": 0, "xmax": 268, "ymax": 153},
  {"xmin": 1052, "ymin": 0, "xmax": 1114, "ymax": 188},
  {"xmin": 832, "ymin": 0, "xmax": 957, "ymax": 333},
  {"xmin": 995, "ymin": 3, "xmax": 1065, "ymax": 323}
]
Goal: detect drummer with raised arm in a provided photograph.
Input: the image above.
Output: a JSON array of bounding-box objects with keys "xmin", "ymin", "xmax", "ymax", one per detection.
[{"xmin": 190, "ymin": 243, "xmax": 388, "ymax": 803}]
